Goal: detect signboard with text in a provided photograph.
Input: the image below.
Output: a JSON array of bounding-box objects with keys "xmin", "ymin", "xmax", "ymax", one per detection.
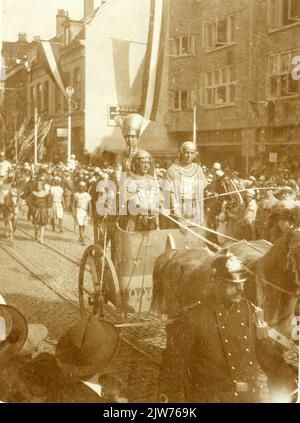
[
  {"xmin": 57, "ymin": 128, "xmax": 68, "ymax": 138},
  {"xmin": 108, "ymin": 105, "xmax": 140, "ymax": 127}
]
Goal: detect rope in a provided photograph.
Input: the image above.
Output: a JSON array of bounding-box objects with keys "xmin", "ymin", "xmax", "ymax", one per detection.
[
  {"xmin": 179, "ymin": 218, "xmax": 296, "ymax": 297},
  {"xmin": 165, "ymin": 214, "xmax": 221, "ymax": 250},
  {"xmin": 183, "ymin": 218, "xmax": 239, "ymax": 242},
  {"xmin": 203, "ymin": 186, "xmax": 287, "ymax": 202}
]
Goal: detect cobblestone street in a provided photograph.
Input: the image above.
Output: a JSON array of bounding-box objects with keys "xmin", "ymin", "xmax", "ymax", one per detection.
[
  {"xmin": 0, "ymin": 213, "xmax": 161, "ymax": 402},
  {"xmin": 0, "ymin": 212, "xmax": 298, "ymax": 403}
]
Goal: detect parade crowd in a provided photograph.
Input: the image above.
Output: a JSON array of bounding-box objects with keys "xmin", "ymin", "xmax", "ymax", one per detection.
[
  {"xmin": 0, "ymin": 113, "xmax": 299, "ymax": 404},
  {"xmin": 1, "ymin": 144, "xmax": 300, "ymax": 246}
]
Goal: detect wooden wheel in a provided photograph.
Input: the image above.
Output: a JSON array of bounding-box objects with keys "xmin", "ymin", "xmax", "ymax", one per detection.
[{"xmin": 78, "ymin": 245, "xmax": 121, "ymax": 318}]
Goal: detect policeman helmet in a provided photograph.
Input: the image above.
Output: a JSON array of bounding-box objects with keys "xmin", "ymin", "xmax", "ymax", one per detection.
[{"xmin": 212, "ymin": 250, "xmax": 247, "ymax": 283}]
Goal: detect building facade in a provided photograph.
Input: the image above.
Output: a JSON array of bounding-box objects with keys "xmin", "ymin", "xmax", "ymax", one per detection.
[
  {"xmin": 167, "ymin": 0, "xmax": 300, "ymax": 173},
  {"xmin": 3, "ymin": 0, "xmax": 172, "ymax": 163},
  {"xmin": 85, "ymin": 0, "xmax": 172, "ymax": 160}
]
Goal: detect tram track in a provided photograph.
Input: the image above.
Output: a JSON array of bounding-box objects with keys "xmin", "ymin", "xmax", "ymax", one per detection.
[{"xmin": 0, "ymin": 225, "xmax": 163, "ymax": 367}]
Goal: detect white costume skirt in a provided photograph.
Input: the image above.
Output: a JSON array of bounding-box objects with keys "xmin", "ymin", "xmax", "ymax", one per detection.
[
  {"xmin": 52, "ymin": 202, "xmax": 64, "ymax": 220},
  {"xmin": 76, "ymin": 208, "xmax": 89, "ymax": 226}
]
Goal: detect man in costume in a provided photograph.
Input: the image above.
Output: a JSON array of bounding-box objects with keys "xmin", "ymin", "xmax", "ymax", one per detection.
[
  {"xmin": 119, "ymin": 149, "xmax": 160, "ymax": 232},
  {"xmin": 158, "ymin": 251, "xmax": 297, "ymax": 403},
  {"xmin": 73, "ymin": 181, "xmax": 92, "ymax": 245},
  {"xmin": 95, "ymin": 114, "xmax": 148, "ymax": 243},
  {"xmin": 119, "ymin": 113, "xmax": 147, "ymax": 172},
  {"xmin": 162, "ymin": 141, "xmax": 208, "ymax": 227}
]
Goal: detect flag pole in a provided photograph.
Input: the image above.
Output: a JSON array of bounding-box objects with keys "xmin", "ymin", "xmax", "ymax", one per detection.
[
  {"xmin": 297, "ymin": 303, "xmax": 300, "ymax": 403},
  {"xmin": 193, "ymin": 82, "xmax": 197, "ymax": 146},
  {"xmin": 34, "ymin": 107, "xmax": 38, "ymax": 165}
]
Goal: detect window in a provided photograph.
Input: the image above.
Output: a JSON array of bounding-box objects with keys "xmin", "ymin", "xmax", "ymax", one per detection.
[
  {"xmin": 202, "ymin": 65, "xmax": 237, "ymax": 107},
  {"xmin": 43, "ymin": 81, "xmax": 49, "ymax": 112},
  {"xmin": 268, "ymin": 49, "xmax": 300, "ymax": 98},
  {"xmin": 170, "ymin": 89, "xmax": 194, "ymax": 111},
  {"xmin": 169, "ymin": 35, "xmax": 195, "ymax": 57},
  {"xmin": 204, "ymin": 13, "xmax": 238, "ymax": 51},
  {"xmin": 268, "ymin": 0, "xmax": 300, "ymax": 30}
]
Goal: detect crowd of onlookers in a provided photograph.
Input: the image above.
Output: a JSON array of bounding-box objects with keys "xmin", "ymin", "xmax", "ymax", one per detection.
[{"xmin": 1, "ymin": 149, "xmax": 300, "ymax": 246}]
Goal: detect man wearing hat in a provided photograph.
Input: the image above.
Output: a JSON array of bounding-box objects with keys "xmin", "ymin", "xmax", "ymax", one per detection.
[
  {"xmin": 117, "ymin": 113, "xmax": 147, "ymax": 173},
  {"xmin": 265, "ymin": 205, "xmax": 298, "ymax": 243},
  {"xmin": 0, "ymin": 303, "xmax": 121, "ymax": 403},
  {"xmin": 56, "ymin": 315, "xmax": 120, "ymax": 399},
  {"xmin": 162, "ymin": 142, "xmax": 208, "ymax": 227},
  {"xmin": 158, "ymin": 251, "xmax": 296, "ymax": 403},
  {"xmin": 0, "ymin": 302, "xmax": 49, "ymax": 403}
]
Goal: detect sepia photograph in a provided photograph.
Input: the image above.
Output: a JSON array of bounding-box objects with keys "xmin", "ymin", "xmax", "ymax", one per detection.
[{"xmin": 0, "ymin": 0, "xmax": 299, "ymax": 406}]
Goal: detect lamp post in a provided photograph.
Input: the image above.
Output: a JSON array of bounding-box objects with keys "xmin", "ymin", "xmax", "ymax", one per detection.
[
  {"xmin": 66, "ymin": 86, "xmax": 75, "ymax": 164},
  {"xmin": 12, "ymin": 111, "xmax": 19, "ymax": 162}
]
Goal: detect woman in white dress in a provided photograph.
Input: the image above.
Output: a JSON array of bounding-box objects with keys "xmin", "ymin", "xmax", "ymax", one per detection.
[{"xmin": 73, "ymin": 182, "xmax": 92, "ymax": 245}]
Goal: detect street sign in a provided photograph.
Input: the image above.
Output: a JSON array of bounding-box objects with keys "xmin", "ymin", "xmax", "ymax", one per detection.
[
  {"xmin": 57, "ymin": 128, "xmax": 68, "ymax": 138},
  {"xmin": 269, "ymin": 152, "xmax": 277, "ymax": 163},
  {"xmin": 108, "ymin": 105, "xmax": 140, "ymax": 127}
]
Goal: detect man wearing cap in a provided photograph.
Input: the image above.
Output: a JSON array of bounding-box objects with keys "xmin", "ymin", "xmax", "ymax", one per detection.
[
  {"xmin": 119, "ymin": 149, "xmax": 160, "ymax": 232},
  {"xmin": 158, "ymin": 251, "xmax": 296, "ymax": 403},
  {"xmin": 162, "ymin": 142, "xmax": 208, "ymax": 227}
]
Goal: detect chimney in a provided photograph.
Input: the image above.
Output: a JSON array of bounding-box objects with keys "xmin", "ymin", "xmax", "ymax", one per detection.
[
  {"xmin": 56, "ymin": 9, "xmax": 69, "ymax": 37},
  {"xmin": 18, "ymin": 32, "xmax": 27, "ymax": 42},
  {"xmin": 33, "ymin": 35, "xmax": 41, "ymax": 42},
  {"xmin": 84, "ymin": 0, "xmax": 94, "ymax": 17}
]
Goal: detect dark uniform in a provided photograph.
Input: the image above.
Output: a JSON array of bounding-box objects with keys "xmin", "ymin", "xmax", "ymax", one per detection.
[{"xmin": 159, "ymin": 252, "xmax": 296, "ymax": 403}]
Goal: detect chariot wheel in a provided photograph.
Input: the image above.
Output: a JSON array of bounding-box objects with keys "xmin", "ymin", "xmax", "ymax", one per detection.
[{"xmin": 78, "ymin": 244, "xmax": 121, "ymax": 318}]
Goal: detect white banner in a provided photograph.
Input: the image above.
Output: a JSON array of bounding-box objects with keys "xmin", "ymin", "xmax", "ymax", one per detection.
[{"xmin": 41, "ymin": 41, "xmax": 65, "ymax": 95}]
